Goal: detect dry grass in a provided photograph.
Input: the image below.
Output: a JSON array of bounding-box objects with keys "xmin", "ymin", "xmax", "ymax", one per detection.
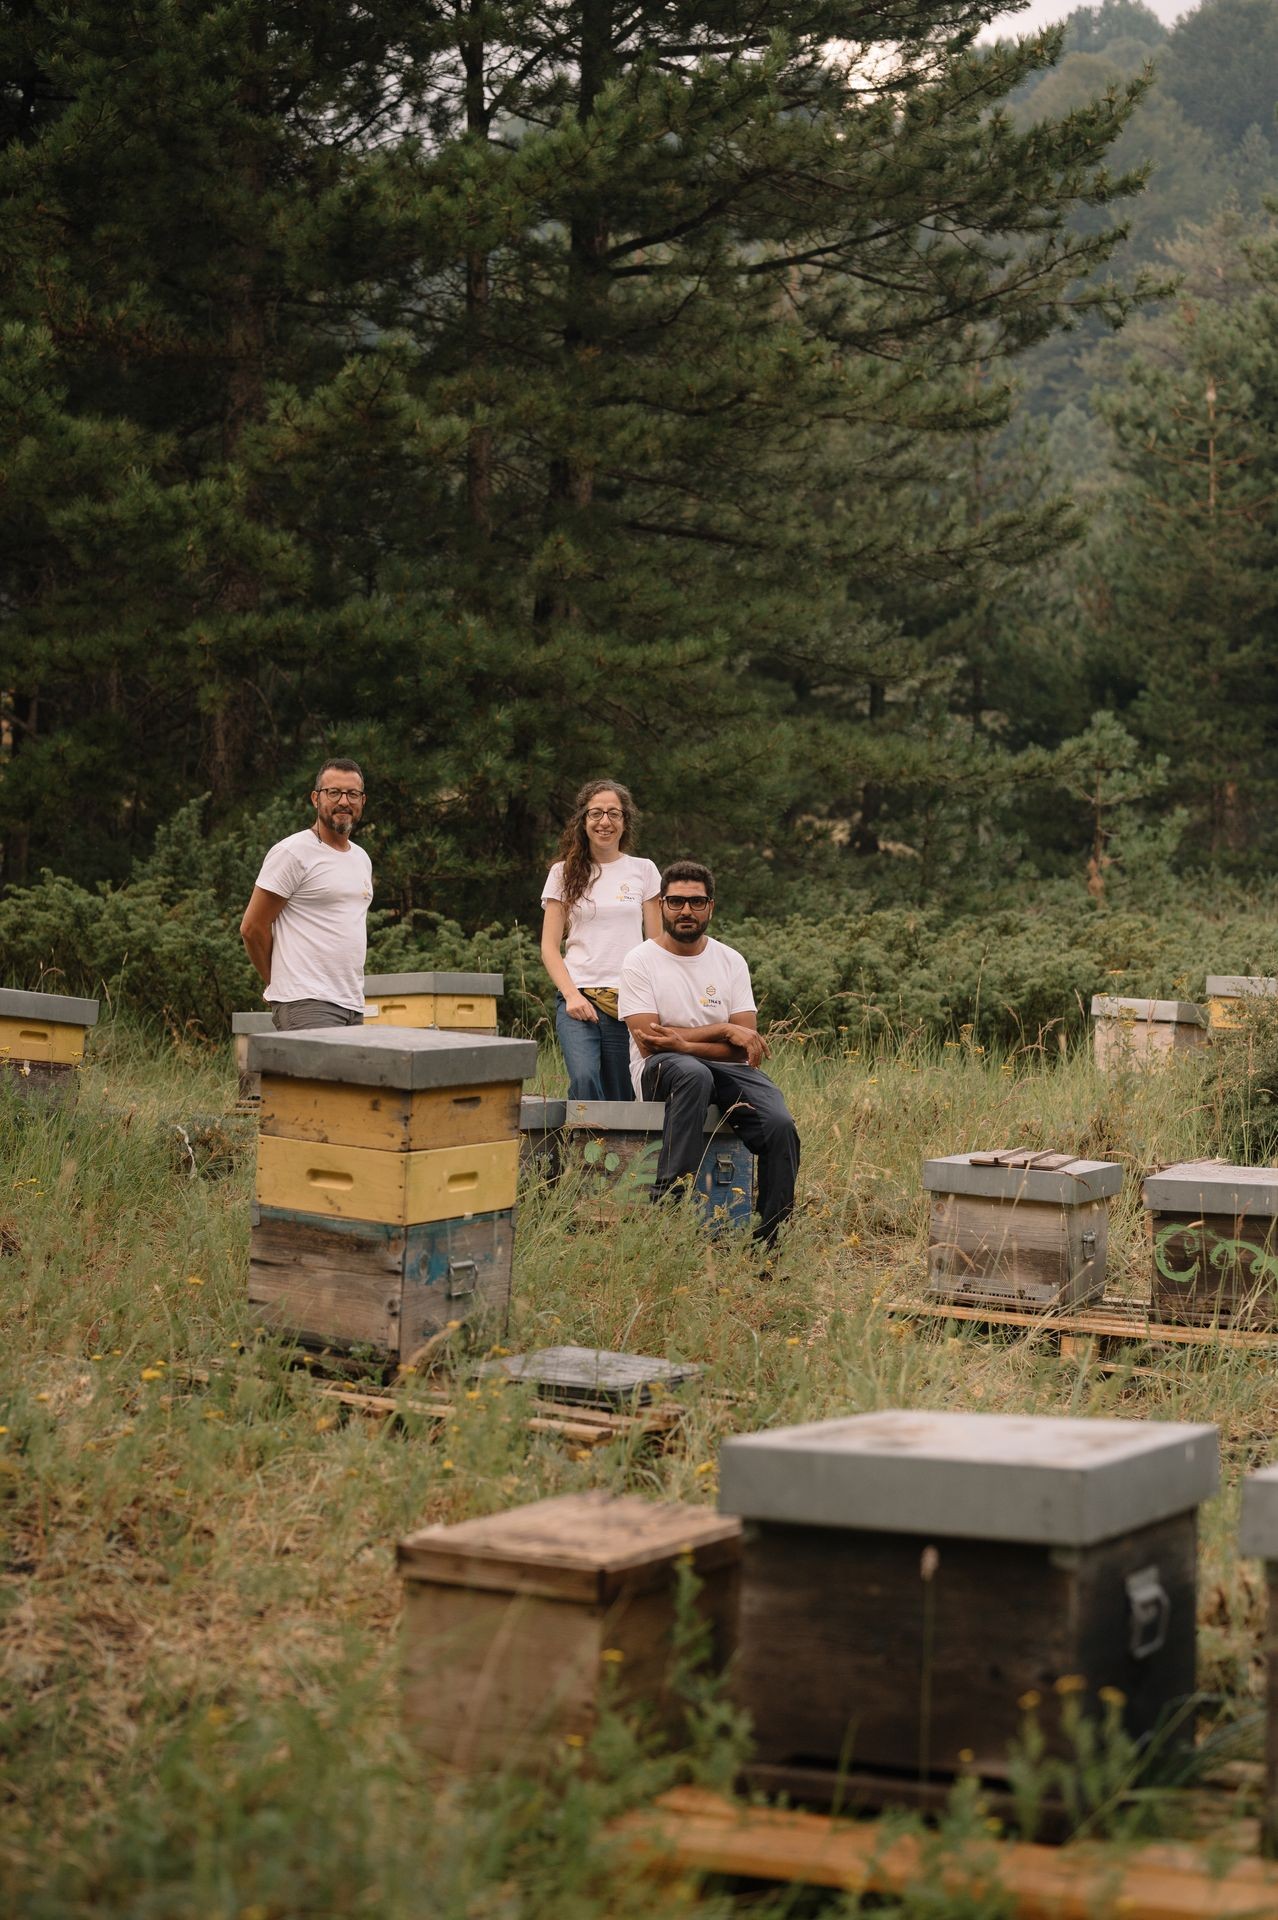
[{"xmin": 0, "ymin": 1024, "xmax": 1275, "ymax": 1915}]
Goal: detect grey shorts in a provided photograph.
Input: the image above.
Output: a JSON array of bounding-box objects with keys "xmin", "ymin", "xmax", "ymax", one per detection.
[{"xmin": 270, "ymin": 1000, "xmax": 365, "ymax": 1031}]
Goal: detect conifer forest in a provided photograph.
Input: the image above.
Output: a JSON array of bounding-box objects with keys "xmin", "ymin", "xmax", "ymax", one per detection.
[{"xmin": 2, "ymin": 0, "xmax": 1278, "ymax": 1015}]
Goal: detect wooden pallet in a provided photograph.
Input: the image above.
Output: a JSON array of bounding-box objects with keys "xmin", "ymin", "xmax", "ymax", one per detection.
[
  {"xmin": 885, "ymin": 1294, "xmax": 1278, "ymax": 1355},
  {"xmin": 614, "ymin": 1786, "xmax": 1278, "ymax": 1919}
]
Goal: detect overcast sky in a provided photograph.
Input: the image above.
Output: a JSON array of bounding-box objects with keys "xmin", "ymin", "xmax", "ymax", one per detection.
[{"xmin": 985, "ymin": 0, "xmax": 1192, "ymax": 32}]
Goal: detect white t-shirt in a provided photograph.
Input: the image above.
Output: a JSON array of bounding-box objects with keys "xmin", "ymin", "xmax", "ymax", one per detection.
[
  {"xmin": 255, "ymin": 828, "xmax": 374, "ymax": 1010},
  {"xmin": 617, "ymin": 936, "xmax": 757, "ymax": 1097},
  {"xmin": 542, "ymin": 854, "xmax": 662, "ymax": 988}
]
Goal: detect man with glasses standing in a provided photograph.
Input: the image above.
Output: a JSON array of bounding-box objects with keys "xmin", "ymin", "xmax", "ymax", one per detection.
[
  {"xmin": 240, "ymin": 758, "xmax": 374, "ymax": 1030},
  {"xmin": 618, "ymin": 860, "xmax": 800, "ymax": 1248}
]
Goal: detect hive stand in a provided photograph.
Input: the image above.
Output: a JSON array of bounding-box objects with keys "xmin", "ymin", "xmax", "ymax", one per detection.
[
  {"xmin": 398, "ymin": 1491, "xmax": 741, "ymax": 1773},
  {"xmin": 924, "ymin": 1150, "xmax": 1120, "ymax": 1311},
  {"xmin": 719, "ymin": 1409, "xmax": 1218, "ymax": 1804},
  {"xmin": 1091, "ymin": 996, "xmax": 1208, "ymax": 1071},
  {"xmin": 248, "ymin": 1026, "xmax": 535, "ymax": 1360},
  {"xmin": 0, "ymin": 987, "xmax": 99, "ymax": 1100}
]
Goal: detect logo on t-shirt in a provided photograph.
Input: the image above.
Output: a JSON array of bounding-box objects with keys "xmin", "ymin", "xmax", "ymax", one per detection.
[
  {"xmin": 699, "ymin": 983, "xmax": 727, "ymax": 1011},
  {"xmin": 616, "ymin": 881, "xmax": 643, "ymax": 901}
]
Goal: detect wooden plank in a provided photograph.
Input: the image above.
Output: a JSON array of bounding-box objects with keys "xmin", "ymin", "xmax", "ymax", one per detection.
[
  {"xmin": 260, "ymin": 1076, "xmax": 521, "ymax": 1152},
  {"xmin": 248, "ymin": 1217, "xmax": 401, "ymax": 1351},
  {"xmin": 885, "ymin": 1295, "xmax": 1278, "ymax": 1349},
  {"xmin": 312, "ymin": 1382, "xmax": 683, "ymax": 1449},
  {"xmin": 255, "ymin": 1135, "xmax": 519, "ymax": 1225},
  {"xmin": 0, "ymin": 1016, "xmax": 87, "ymax": 1065},
  {"xmin": 615, "ymin": 1787, "xmax": 1278, "ymax": 1917}
]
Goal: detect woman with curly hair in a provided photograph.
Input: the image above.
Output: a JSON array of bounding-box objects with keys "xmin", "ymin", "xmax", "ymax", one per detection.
[{"xmin": 540, "ymin": 780, "xmax": 662, "ymax": 1101}]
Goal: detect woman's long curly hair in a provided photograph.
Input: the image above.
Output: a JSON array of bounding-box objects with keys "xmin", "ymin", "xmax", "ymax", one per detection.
[{"xmin": 556, "ymin": 779, "xmax": 640, "ymax": 921}]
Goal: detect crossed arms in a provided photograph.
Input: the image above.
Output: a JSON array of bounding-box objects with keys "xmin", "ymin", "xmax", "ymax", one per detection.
[{"xmin": 624, "ymin": 1009, "xmax": 770, "ymax": 1070}]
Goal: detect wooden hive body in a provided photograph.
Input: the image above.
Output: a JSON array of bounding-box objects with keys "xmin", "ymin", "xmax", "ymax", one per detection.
[
  {"xmin": 398, "ymin": 1491, "xmax": 740, "ymax": 1773},
  {"xmin": 1144, "ymin": 1159, "xmax": 1278, "ymax": 1327},
  {"xmin": 924, "ymin": 1151, "xmax": 1120, "ymax": 1310},
  {"xmin": 720, "ymin": 1410, "xmax": 1217, "ymax": 1790},
  {"xmin": 362, "ymin": 971, "xmax": 501, "ymax": 1032},
  {"xmin": 0, "ymin": 988, "xmax": 99, "ymax": 1098},
  {"xmin": 246, "ymin": 1028, "xmax": 534, "ymax": 1358},
  {"xmin": 562, "ymin": 1100, "xmax": 755, "ymax": 1230},
  {"xmin": 1090, "ymin": 996, "xmax": 1208, "ymax": 1071}
]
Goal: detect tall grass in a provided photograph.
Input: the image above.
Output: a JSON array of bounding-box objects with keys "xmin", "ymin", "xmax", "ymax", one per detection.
[{"xmin": 0, "ymin": 1024, "xmax": 1272, "ymax": 1915}]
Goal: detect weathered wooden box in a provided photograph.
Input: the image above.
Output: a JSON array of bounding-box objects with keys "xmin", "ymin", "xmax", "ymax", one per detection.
[
  {"xmin": 363, "ymin": 970, "xmax": 501, "ymax": 1032},
  {"xmin": 398, "ymin": 1491, "xmax": 741, "ymax": 1773},
  {"xmin": 1239, "ymin": 1465, "xmax": 1278, "ymax": 1853},
  {"xmin": 247, "ymin": 1027, "xmax": 536, "ymax": 1357},
  {"xmin": 0, "ymin": 987, "xmax": 98, "ymax": 1099},
  {"xmin": 924, "ymin": 1150, "xmax": 1121, "ymax": 1309},
  {"xmin": 231, "ymin": 1011, "xmax": 274, "ymax": 1102},
  {"xmin": 1144, "ymin": 1159, "xmax": 1278, "ymax": 1327},
  {"xmin": 563, "ymin": 1099, "xmax": 755, "ymax": 1230},
  {"xmin": 519, "ymin": 1095, "xmax": 567, "ymax": 1181},
  {"xmin": 1206, "ymin": 974, "xmax": 1278, "ymax": 1032},
  {"xmin": 1091, "ymin": 995, "xmax": 1208, "ymax": 1070},
  {"xmin": 720, "ymin": 1410, "xmax": 1217, "ymax": 1789}
]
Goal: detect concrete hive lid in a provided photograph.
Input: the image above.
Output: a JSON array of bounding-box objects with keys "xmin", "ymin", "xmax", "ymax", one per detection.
[
  {"xmin": 232, "ymin": 1012, "xmax": 276, "ymax": 1034},
  {"xmin": 923, "ymin": 1150, "xmax": 1122, "ymax": 1204},
  {"xmin": 0, "ymin": 987, "xmax": 99, "ymax": 1026},
  {"xmin": 1240, "ymin": 1465, "xmax": 1278, "ymax": 1558},
  {"xmin": 566, "ymin": 1099, "xmax": 735, "ymax": 1134},
  {"xmin": 1143, "ymin": 1158, "xmax": 1278, "ymax": 1217},
  {"xmin": 717, "ymin": 1409, "xmax": 1219, "ymax": 1547},
  {"xmin": 1206, "ymin": 975, "xmax": 1278, "ymax": 997},
  {"xmin": 362, "ymin": 971, "xmax": 502, "ymax": 996},
  {"xmin": 1090, "ymin": 996, "xmax": 1207, "ymax": 1025},
  {"xmin": 479, "ymin": 1345, "xmax": 702, "ymax": 1407},
  {"xmin": 246, "ymin": 1024, "xmax": 537, "ymax": 1089}
]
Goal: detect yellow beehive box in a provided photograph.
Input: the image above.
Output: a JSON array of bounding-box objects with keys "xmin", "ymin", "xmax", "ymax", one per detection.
[
  {"xmin": 0, "ymin": 989, "xmax": 99, "ymax": 1086},
  {"xmin": 1206, "ymin": 975, "xmax": 1278, "ymax": 1032},
  {"xmin": 256, "ymin": 1133, "xmax": 519, "ymax": 1226},
  {"xmin": 259, "ymin": 1075, "xmax": 522, "ymax": 1152},
  {"xmin": 362, "ymin": 972, "xmax": 501, "ymax": 1032}
]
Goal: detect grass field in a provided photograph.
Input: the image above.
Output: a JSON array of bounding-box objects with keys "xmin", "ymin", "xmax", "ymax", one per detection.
[{"xmin": 1, "ymin": 1022, "xmax": 1275, "ymax": 1917}]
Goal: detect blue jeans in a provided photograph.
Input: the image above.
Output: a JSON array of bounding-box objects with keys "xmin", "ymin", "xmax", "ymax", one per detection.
[{"xmin": 556, "ymin": 994, "xmax": 635, "ymax": 1103}]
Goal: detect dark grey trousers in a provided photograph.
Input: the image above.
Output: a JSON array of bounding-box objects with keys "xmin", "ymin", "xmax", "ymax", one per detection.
[
  {"xmin": 640, "ymin": 1052, "xmax": 800, "ymax": 1246},
  {"xmin": 271, "ymin": 1000, "xmax": 364, "ymax": 1031}
]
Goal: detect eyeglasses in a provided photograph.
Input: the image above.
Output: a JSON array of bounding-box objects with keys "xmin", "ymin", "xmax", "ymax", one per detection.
[
  {"xmin": 585, "ymin": 807, "xmax": 625, "ymax": 823},
  {"xmin": 662, "ymin": 895, "xmax": 712, "ymax": 912},
  {"xmin": 317, "ymin": 787, "xmax": 365, "ymax": 800}
]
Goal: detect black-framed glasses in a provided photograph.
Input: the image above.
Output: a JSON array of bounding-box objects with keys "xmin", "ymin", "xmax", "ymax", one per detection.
[
  {"xmin": 584, "ymin": 807, "xmax": 625, "ymax": 823},
  {"xmin": 317, "ymin": 786, "xmax": 366, "ymax": 800},
  {"xmin": 662, "ymin": 894, "xmax": 712, "ymax": 911}
]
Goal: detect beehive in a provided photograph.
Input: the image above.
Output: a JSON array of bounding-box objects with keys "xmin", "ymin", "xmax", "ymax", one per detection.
[
  {"xmin": 0, "ymin": 987, "xmax": 99, "ymax": 1099},
  {"xmin": 1239, "ymin": 1466, "xmax": 1278, "ymax": 1852},
  {"xmin": 248, "ymin": 1026, "xmax": 535, "ymax": 1358},
  {"xmin": 398, "ymin": 1491, "xmax": 740, "ymax": 1773},
  {"xmin": 562, "ymin": 1099, "xmax": 755, "ymax": 1229},
  {"xmin": 720, "ymin": 1409, "xmax": 1217, "ymax": 1789},
  {"xmin": 231, "ymin": 1011, "xmax": 274, "ymax": 1103},
  {"xmin": 1206, "ymin": 974, "xmax": 1278, "ymax": 1032},
  {"xmin": 924, "ymin": 1150, "xmax": 1121, "ymax": 1310},
  {"xmin": 1091, "ymin": 995, "xmax": 1208, "ymax": 1070},
  {"xmin": 1144, "ymin": 1159, "xmax": 1278, "ymax": 1327},
  {"xmin": 519, "ymin": 1095, "xmax": 566, "ymax": 1181},
  {"xmin": 362, "ymin": 971, "xmax": 501, "ymax": 1032}
]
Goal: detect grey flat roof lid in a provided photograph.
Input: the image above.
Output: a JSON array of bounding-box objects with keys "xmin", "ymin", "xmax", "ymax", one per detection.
[
  {"xmin": 1143, "ymin": 1158, "xmax": 1278, "ymax": 1217},
  {"xmin": 566, "ymin": 1099, "xmax": 732, "ymax": 1134},
  {"xmin": 479, "ymin": 1345, "xmax": 702, "ymax": 1406},
  {"xmin": 717, "ymin": 1410, "xmax": 1218, "ymax": 1546},
  {"xmin": 247, "ymin": 1024, "xmax": 537, "ymax": 1089},
  {"xmin": 520, "ymin": 1095, "xmax": 567, "ymax": 1127},
  {"xmin": 1240, "ymin": 1466, "xmax": 1278, "ymax": 1557},
  {"xmin": 1091, "ymin": 996, "xmax": 1206, "ymax": 1025},
  {"xmin": 0, "ymin": 987, "xmax": 99, "ymax": 1026},
  {"xmin": 1206, "ymin": 975, "xmax": 1278, "ymax": 997},
  {"xmin": 232, "ymin": 1012, "xmax": 275, "ymax": 1034},
  {"xmin": 363, "ymin": 971, "xmax": 502, "ymax": 995},
  {"xmin": 924, "ymin": 1152, "xmax": 1121, "ymax": 1205}
]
